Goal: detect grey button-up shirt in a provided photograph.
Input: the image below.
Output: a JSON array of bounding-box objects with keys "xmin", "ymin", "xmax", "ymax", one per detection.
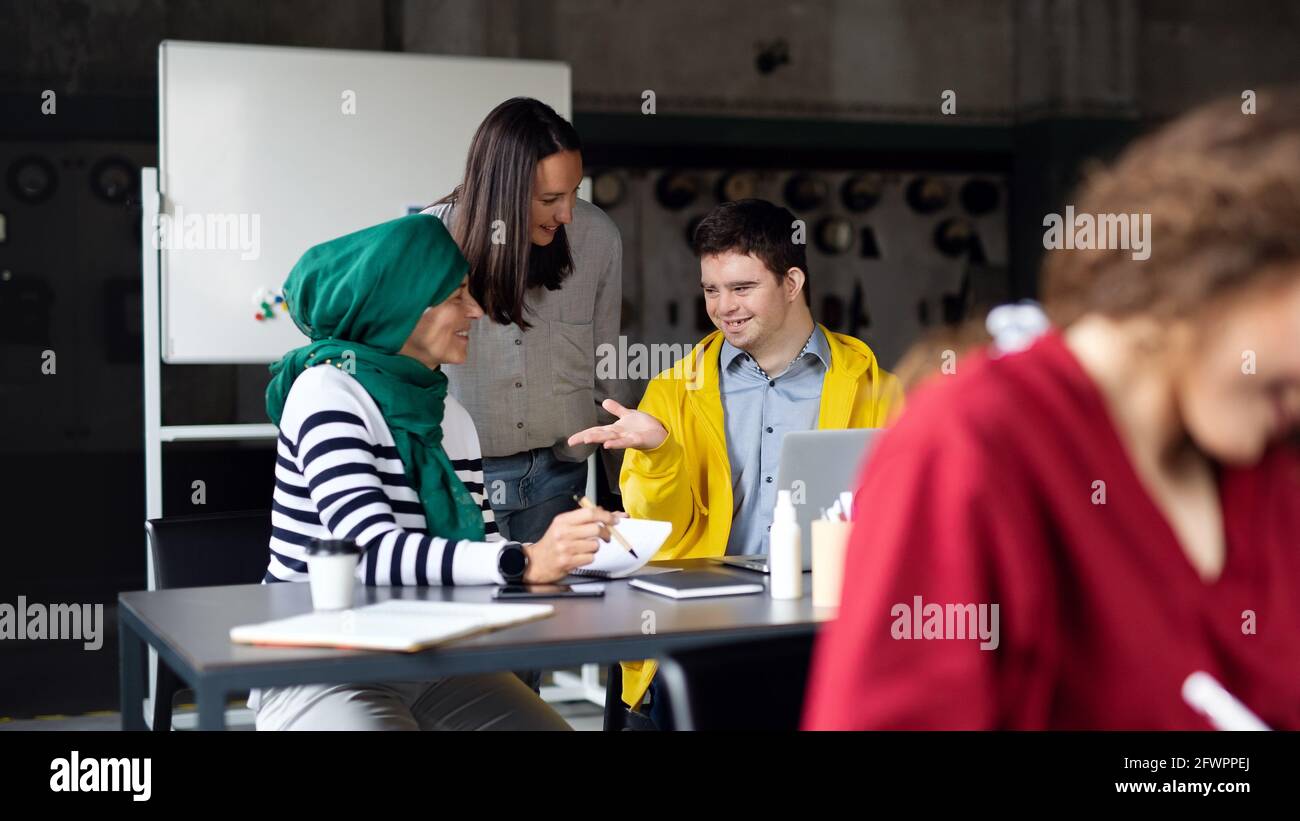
[
  {"xmin": 424, "ymin": 199, "xmax": 623, "ymax": 461},
  {"xmin": 720, "ymin": 326, "xmax": 829, "ymax": 555}
]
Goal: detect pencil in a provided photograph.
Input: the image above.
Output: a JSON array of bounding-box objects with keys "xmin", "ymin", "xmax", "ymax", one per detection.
[{"xmin": 573, "ymin": 495, "xmax": 637, "ymax": 558}]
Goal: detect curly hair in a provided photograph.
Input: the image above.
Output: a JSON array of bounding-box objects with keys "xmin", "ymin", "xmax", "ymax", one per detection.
[{"xmin": 1041, "ymin": 86, "xmax": 1300, "ymax": 327}]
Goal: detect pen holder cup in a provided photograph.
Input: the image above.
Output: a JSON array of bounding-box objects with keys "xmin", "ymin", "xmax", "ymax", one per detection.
[{"xmin": 811, "ymin": 520, "xmax": 854, "ymax": 610}]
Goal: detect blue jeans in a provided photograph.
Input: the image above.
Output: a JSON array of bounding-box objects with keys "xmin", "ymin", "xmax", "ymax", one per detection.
[
  {"xmin": 483, "ymin": 448, "xmax": 589, "ymax": 544},
  {"xmin": 483, "ymin": 448, "xmax": 588, "ymax": 695}
]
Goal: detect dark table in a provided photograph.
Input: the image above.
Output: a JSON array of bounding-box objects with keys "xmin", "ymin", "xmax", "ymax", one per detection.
[{"xmin": 118, "ymin": 561, "xmax": 827, "ymax": 729}]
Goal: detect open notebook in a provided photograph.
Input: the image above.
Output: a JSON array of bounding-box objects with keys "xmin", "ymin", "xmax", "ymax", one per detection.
[
  {"xmin": 229, "ymin": 599, "xmax": 554, "ymax": 652},
  {"xmin": 568, "ymin": 517, "xmax": 673, "ymax": 579}
]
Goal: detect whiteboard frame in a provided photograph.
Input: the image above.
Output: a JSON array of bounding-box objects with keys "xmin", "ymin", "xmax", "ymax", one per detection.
[{"xmin": 158, "ymin": 39, "xmax": 571, "ymax": 364}]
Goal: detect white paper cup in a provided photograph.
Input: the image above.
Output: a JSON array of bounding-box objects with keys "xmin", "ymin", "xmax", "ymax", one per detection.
[
  {"xmin": 305, "ymin": 539, "xmax": 360, "ymax": 611},
  {"xmin": 811, "ymin": 520, "xmax": 853, "ymax": 610}
]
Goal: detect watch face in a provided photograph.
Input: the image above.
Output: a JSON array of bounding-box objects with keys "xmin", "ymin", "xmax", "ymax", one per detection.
[{"xmin": 500, "ymin": 544, "xmax": 527, "ymax": 578}]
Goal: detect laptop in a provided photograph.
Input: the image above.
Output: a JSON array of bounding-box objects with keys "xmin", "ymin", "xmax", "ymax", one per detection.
[{"xmin": 714, "ymin": 428, "xmax": 878, "ymax": 574}]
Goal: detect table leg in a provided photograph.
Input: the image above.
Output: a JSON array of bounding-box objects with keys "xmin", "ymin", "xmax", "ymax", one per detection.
[
  {"xmin": 196, "ymin": 685, "xmax": 228, "ymax": 731},
  {"xmin": 118, "ymin": 614, "xmax": 148, "ymax": 731}
]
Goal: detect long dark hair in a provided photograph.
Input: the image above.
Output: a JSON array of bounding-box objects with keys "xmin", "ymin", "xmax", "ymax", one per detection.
[{"xmin": 436, "ymin": 97, "xmax": 581, "ymax": 329}]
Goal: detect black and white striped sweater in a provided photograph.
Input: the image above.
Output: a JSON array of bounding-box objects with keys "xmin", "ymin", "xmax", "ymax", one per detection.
[{"xmin": 264, "ymin": 363, "xmax": 508, "ymax": 587}]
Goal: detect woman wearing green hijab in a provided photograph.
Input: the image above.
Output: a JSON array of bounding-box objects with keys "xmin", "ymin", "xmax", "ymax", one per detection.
[{"xmin": 253, "ymin": 214, "xmax": 616, "ymax": 731}]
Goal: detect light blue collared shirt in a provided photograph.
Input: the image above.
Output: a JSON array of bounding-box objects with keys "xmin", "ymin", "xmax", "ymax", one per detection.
[{"xmin": 719, "ymin": 326, "xmax": 830, "ymax": 556}]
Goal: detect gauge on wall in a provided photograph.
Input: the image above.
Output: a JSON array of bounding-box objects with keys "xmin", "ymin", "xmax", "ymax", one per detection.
[
  {"xmin": 89, "ymin": 156, "xmax": 137, "ymax": 205},
  {"xmin": 905, "ymin": 176, "xmax": 950, "ymax": 214},
  {"xmin": 841, "ymin": 173, "xmax": 883, "ymax": 212},
  {"xmin": 6, "ymin": 155, "xmax": 58, "ymax": 205},
  {"xmin": 783, "ymin": 173, "xmax": 827, "ymax": 212},
  {"xmin": 934, "ymin": 217, "xmax": 976, "ymax": 258},
  {"xmin": 656, "ymin": 171, "xmax": 700, "ymax": 211},
  {"xmin": 592, "ymin": 171, "xmax": 626, "ymax": 209},
  {"xmin": 814, "ymin": 216, "xmax": 854, "ymax": 255},
  {"xmin": 716, "ymin": 170, "xmax": 758, "ymax": 203}
]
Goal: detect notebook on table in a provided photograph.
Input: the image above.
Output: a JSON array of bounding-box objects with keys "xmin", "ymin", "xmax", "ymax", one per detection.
[
  {"xmin": 567, "ymin": 517, "xmax": 673, "ymax": 579},
  {"xmin": 229, "ymin": 599, "xmax": 554, "ymax": 652},
  {"xmin": 628, "ymin": 570, "xmax": 765, "ymax": 599}
]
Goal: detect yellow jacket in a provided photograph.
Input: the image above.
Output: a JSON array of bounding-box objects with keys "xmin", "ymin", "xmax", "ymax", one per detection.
[{"xmin": 618, "ymin": 325, "xmax": 902, "ymax": 707}]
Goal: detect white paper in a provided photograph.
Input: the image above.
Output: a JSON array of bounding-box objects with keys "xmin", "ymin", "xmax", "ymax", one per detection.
[
  {"xmin": 568, "ymin": 518, "xmax": 673, "ymax": 579},
  {"xmin": 230, "ymin": 599, "xmax": 554, "ymax": 652}
]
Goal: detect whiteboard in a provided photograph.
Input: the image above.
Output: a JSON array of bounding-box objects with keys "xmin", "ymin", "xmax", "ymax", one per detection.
[{"xmin": 159, "ymin": 41, "xmax": 571, "ymax": 363}]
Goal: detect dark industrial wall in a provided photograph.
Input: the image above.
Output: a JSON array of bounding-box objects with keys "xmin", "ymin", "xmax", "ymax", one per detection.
[{"xmin": 0, "ymin": 0, "xmax": 1296, "ymax": 716}]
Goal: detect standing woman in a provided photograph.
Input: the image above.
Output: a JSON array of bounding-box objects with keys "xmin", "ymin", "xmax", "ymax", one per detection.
[{"xmin": 425, "ymin": 97, "xmax": 624, "ymax": 545}]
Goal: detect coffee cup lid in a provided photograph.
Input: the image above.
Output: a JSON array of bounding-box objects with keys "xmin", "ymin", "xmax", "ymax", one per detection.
[{"xmin": 306, "ymin": 538, "xmax": 361, "ymax": 556}]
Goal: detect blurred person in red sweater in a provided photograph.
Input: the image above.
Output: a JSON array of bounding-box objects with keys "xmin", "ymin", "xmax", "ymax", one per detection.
[{"xmin": 804, "ymin": 88, "xmax": 1300, "ymax": 730}]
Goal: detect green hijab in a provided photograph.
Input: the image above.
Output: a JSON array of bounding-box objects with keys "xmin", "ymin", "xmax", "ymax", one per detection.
[{"xmin": 266, "ymin": 214, "xmax": 484, "ymax": 541}]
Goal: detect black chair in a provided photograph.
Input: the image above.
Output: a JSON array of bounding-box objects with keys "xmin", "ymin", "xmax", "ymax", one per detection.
[
  {"xmin": 602, "ymin": 662, "xmax": 669, "ymax": 730},
  {"xmin": 144, "ymin": 509, "xmax": 272, "ymax": 731},
  {"xmin": 656, "ymin": 633, "xmax": 816, "ymax": 731},
  {"xmin": 603, "ymin": 664, "xmax": 626, "ymax": 731}
]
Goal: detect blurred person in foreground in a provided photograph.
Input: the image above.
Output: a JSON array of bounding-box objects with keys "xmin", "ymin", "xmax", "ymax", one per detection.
[
  {"xmin": 805, "ymin": 88, "xmax": 1300, "ymax": 730},
  {"xmin": 890, "ymin": 313, "xmax": 992, "ymax": 395}
]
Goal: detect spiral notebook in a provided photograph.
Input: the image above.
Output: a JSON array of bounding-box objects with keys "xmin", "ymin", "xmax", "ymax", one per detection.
[{"xmin": 567, "ymin": 518, "xmax": 673, "ymax": 579}]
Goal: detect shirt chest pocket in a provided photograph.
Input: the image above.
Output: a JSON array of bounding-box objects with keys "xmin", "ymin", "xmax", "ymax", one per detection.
[
  {"xmin": 549, "ymin": 319, "xmax": 595, "ymax": 396},
  {"xmin": 530, "ymin": 282, "xmax": 594, "ymax": 325}
]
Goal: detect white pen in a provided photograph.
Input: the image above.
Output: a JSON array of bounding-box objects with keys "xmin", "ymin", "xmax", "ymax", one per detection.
[{"xmin": 1181, "ymin": 671, "xmax": 1270, "ymax": 731}]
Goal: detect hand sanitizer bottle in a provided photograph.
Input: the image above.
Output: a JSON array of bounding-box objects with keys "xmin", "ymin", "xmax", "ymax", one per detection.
[{"xmin": 769, "ymin": 490, "xmax": 803, "ymax": 599}]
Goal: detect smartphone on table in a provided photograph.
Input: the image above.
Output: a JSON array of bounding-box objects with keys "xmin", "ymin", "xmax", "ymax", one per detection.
[{"xmin": 492, "ymin": 583, "xmax": 606, "ymax": 600}]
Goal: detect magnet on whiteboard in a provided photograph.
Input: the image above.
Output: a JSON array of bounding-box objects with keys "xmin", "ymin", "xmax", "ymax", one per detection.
[{"xmin": 252, "ymin": 286, "xmax": 286, "ymax": 320}]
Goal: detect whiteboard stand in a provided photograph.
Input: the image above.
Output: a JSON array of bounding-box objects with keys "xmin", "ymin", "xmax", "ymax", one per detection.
[
  {"xmin": 542, "ymin": 661, "xmax": 607, "ymax": 707},
  {"xmin": 141, "ymin": 166, "xmax": 266, "ymax": 730}
]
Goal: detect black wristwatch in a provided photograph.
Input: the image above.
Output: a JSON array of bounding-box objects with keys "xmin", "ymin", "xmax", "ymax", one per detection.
[{"xmin": 496, "ymin": 542, "xmax": 528, "ymax": 583}]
